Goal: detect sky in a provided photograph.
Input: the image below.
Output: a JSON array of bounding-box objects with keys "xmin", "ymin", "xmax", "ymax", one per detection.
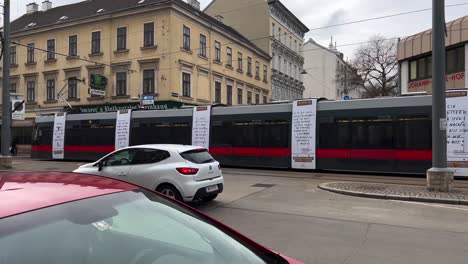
[{"xmin": 8, "ymin": 0, "xmax": 468, "ymax": 59}]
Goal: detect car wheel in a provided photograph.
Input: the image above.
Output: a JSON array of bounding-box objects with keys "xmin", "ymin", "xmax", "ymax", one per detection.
[
  {"xmin": 201, "ymin": 194, "xmax": 218, "ymax": 202},
  {"xmin": 157, "ymin": 184, "xmax": 183, "ymax": 202}
]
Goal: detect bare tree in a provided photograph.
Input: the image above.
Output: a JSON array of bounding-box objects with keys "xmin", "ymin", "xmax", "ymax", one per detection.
[{"xmin": 349, "ymin": 36, "xmax": 399, "ymax": 98}]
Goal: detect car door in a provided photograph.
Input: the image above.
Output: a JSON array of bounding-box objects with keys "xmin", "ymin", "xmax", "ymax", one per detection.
[
  {"xmin": 99, "ymin": 149, "xmax": 137, "ymax": 180},
  {"xmin": 126, "ymin": 148, "xmax": 172, "ymax": 189}
]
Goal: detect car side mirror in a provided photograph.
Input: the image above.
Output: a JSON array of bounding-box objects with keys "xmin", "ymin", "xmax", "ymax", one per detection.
[{"xmin": 98, "ymin": 161, "xmax": 103, "ymax": 171}]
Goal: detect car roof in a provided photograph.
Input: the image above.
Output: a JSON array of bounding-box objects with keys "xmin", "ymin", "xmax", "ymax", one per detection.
[
  {"xmin": 0, "ymin": 172, "xmax": 138, "ymax": 219},
  {"xmin": 126, "ymin": 144, "xmax": 204, "ymax": 153}
]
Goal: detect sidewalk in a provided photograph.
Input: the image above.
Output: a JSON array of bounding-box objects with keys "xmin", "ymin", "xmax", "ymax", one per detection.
[{"xmin": 319, "ymin": 182, "xmax": 468, "ymax": 205}]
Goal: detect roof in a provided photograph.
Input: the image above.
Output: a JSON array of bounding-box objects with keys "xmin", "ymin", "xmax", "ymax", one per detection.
[
  {"xmin": 126, "ymin": 144, "xmax": 203, "ymax": 152},
  {"xmin": 397, "ymin": 15, "xmax": 468, "ymax": 61},
  {"xmin": 267, "ymin": 0, "xmax": 309, "ymax": 33},
  {"xmin": 11, "ymin": 0, "xmax": 270, "ymax": 59},
  {"xmin": 0, "ymin": 172, "xmax": 137, "ymax": 219}
]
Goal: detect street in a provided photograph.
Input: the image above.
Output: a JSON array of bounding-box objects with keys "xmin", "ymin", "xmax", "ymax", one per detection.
[{"xmin": 5, "ymin": 159, "xmax": 468, "ymax": 264}]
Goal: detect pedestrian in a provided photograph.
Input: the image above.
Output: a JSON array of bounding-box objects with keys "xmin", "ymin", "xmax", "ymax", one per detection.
[{"xmin": 10, "ymin": 138, "xmax": 17, "ymax": 156}]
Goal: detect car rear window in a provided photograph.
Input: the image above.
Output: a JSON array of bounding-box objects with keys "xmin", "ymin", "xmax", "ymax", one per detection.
[{"xmin": 180, "ymin": 149, "xmax": 215, "ymax": 164}]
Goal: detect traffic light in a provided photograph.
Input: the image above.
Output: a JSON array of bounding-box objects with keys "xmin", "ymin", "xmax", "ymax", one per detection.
[{"xmin": 90, "ymin": 74, "xmax": 107, "ymax": 89}]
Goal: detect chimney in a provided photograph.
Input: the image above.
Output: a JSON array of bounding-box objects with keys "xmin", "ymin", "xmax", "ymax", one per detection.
[
  {"xmin": 27, "ymin": 2, "xmax": 39, "ymax": 14},
  {"xmin": 215, "ymin": 15, "xmax": 224, "ymax": 23},
  {"xmin": 187, "ymin": 0, "xmax": 200, "ymax": 10},
  {"xmin": 42, "ymin": 0, "xmax": 52, "ymax": 11}
]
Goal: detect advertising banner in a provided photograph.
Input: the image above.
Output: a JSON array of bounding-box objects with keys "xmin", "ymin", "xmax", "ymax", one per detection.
[
  {"xmin": 192, "ymin": 106, "xmax": 211, "ymax": 150},
  {"xmin": 447, "ymin": 96, "xmax": 468, "ymax": 177},
  {"xmin": 291, "ymin": 100, "xmax": 317, "ymax": 169},
  {"xmin": 115, "ymin": 110, "xmax": 132, "ymax": 150},
  {"xmin": 52, "ymin": 113, "xmax": 67, "ymax": 160}
]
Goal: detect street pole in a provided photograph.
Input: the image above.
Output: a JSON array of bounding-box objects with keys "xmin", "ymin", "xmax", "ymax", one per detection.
[
  {"xmin": 1, "ymin": 0, "xmax": 12, "ymax": 168},
  {"xmin": 427, "ymin": 0, "xmax": 453, "ymax": 192}
]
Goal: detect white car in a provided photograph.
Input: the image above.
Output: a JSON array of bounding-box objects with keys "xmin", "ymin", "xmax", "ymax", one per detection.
[{"xmin": 74, "ymin": 144, "xmax": 224, "ymax": 202}]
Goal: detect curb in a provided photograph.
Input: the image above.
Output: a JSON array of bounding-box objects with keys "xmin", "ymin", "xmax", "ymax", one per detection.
[{"xmin": 318, "ymin": 183, "xmax": 468, "ymax": 206}]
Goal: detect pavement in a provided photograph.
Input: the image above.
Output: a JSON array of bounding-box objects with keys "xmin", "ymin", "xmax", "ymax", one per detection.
[
  {"xmin": 4, "ymin": 159, "xmax": 468, "ymax": 263},
  {"xmin": 319, "ymin": 181, "xmax": 468, "ymax": 205}
]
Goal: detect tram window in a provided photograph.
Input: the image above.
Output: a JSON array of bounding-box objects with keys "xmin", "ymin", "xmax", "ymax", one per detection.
[
  {"xmin": 319, "ymin": 119, "xmax": 350, "ymax": 148},
  {"xmin": 396, "ymin": 116, "xmax": 431, "ymax": 149},
  {"xmin": 212, "ymin": 121, "xmax": 233, "ymax": 146},
  {"xmin": 262, "ymin": 120, "xmax": 289, "ymax": 148},
  {"xmin": 232, "ymin": 122, "xmax": 261, "ymax": 147},
  {"xmin": 351, "ymin": 118, "xmax": 393, "ymax": 149}
]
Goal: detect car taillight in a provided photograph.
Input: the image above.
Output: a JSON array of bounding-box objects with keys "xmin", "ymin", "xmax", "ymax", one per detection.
[{"xmin": 176, "ymin": 167, "xmax": 199, "ymax": 175}]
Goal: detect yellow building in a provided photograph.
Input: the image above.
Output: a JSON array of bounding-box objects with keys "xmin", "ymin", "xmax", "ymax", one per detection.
[{"xmin": 2, "ymin": 0, "xmax": 271, "ymax": 122}]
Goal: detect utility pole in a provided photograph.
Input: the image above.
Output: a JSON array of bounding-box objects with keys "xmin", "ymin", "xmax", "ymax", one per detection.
[
  {"xmin": 427, "ymin": 0, "xmax": 453, "ymax": 192},
  {"xmin": 1, "ymin": 0, "xmax": 12, "ymax": 168}
]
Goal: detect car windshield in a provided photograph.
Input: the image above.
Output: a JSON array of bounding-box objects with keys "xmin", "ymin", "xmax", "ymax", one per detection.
[
  {"xmin": 0, "ymin": 189, "xmax": 268, "ymax": 264},
  {"xmin": 180, "ymin": 149, "xmax": 215, "ymax": 164}
]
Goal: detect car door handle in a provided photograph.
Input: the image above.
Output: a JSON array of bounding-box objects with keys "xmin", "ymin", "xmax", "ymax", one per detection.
[{"xmin": 118, "ymin": 172, "xmax": 127, "ymax": 176}]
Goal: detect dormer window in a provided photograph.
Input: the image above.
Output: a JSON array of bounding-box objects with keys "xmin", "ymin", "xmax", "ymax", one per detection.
[
  {"xmin": 27, "ymin": 23, "xmax": 37, "ymax": 27},
  {"xmin": 97, "ymin": 9, "xmax": 105, "ymax": 13},
  {"xmin": 138, "ymin": 0, "xmax": 145, "ymax": 3},
  {"xmin": 59, "ymin": 16, "xmax": 68, "ymax": 21}
]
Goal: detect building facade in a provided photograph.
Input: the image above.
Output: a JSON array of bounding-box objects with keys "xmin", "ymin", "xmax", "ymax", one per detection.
[
  {"xmin": 303, "ymin": 38, "xmax": 360, "ymax": 100},
  {"xmin": 205, "ymin": 0, "xmax": 309, "ymax": 101},
  {"xmin": 1, "ymin": 0, "xmax": 271, "ymax": 117},
  {"xmin": 398, "ymin": 15, "xmax": 468, "ymax": 95}
]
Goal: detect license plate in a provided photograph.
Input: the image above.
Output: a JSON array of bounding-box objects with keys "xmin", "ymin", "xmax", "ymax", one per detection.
[{"xmin": 206, "ymin": 185, "xmax": 219, "ymax": 193}]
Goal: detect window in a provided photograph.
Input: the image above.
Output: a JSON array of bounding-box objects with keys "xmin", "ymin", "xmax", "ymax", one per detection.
[
  {"xmin": 182, "ymin": 72, "xmax": 191, "ymax": 97},
  {"xmin": 27, "ymin": 43, "xmax": 35, "ymax": 63},
  {"xmin": 283, "ymin": 32, "xmax": 286, "ymax": 44},
  {"xmin": 284, "ymin": 59, "xmax": 288, "ymax": 75},
  {"xmin": 10, "ymin": 46, "xmax": 16, "ymax": 65},
  {"xmin": 116, "ymin": 72, "xmax": 127, "ymax": 96},
  {"xmin": 295, "ymin": 40, "xmax": 297, "ymax": 52},
  {"xmin": 215, "ymin": 41, "xmax": 221, "ymax": 62},
  {"xmin": 238, "ymin": 52, "xmax": 243, "ymax": 71},
  {"xmin": 69, "ymin": 35, "xmax": 77, "ymax": 56},
  {"xmin": 215, "ymin": 81, "xmax": 221, "ymax": 103},
  {"xmin": 27, "ymin": 81, "xmax": 35, "ymax": 102},
  {"xmin": 143, "ymin": 69, "xmax": 155, "ymax": 94},
  {"xmin": 247, "ymin": 57, "xmax": 252, "ymax": 74},
  {"xmin": 105, "ymin": 149, "xmax": 137, "ymax": 166},
  {"xmin": 409, "ymin": 56, "xmax": 433, "ymax": 81},
  {"xmin": 10, "ymin": 83, "xmax": 17, "ymax": 93},
  {"xmin": 117, "ymin": 27, "xmax": 127, "ymax": 50},
  {"xmin": 226, "ymin": 84, "xmax": 232, "ymax": 105},
  {"xmin": 46, "ymin": 79, "xmax": 55, "ymax": 101},
  {"xmin": 294, "ymin": 65, "xmax": 297, "ymax": 79},
  {"xmin": 255, "ymin": 94, "xmax": 260, "ymax": 105},
  {"xmin": 68, "ymin": 77, "xmax": 78, "ymax": 99},
  {"xmin": 247, "ymin": 91, "xmax": 252, "ymax": 104},
  {"xmin": 272, "ymin": 23, "xmax": 275, "ymax": 37},
  {"xmin": 183, "ymin": 26, "xmax": 190, "ymax": 50},
  {"xmin": 278, "ymin": 28, "xmax": 281, "ymax": 40},
  {"xmin": 289, "ymin": 62, "xmax": 292, "ymax": 76},
  {"xmin": 290, "ymin": 36, "xmax": 292, "ymax": 48},
  {"xmin": 144, "ymin": 22, "xmax": 155, "ymax": 47},
  {"xmin": 227, "ymin": 47, "xmax": 232, "ymax": 66},
  {"xmin": 263, "ymin": 95, "xmax": 267, "ymax": 104},
  {"xmin": 46, "ymin": 39, "xmax": 55, "ymax": 60},
  {"xmin": 133, "ymin": 149, "xmax": 170, "ymax": 164},
  {"xmin": 92, "ymin": 31, "xmax": 101, "ymax": 54},
  {"xmin": 255, "ymin": 61, "xmax": 260, "ymax": 78},
  {"xmin": 237, "ymin": 88, "xmax": 243, "ymax": 104},
  {"xmin": 446, "ymin": 46, "xmax": 465, "ymax": 74},
  {"xmin": 278, "ymin": 55, "xmax": 282, "ymax": 72},
  {"xmin": 299, "ymin": 43, "xmax": 302, "ymax": 53},
  {"xmin": 263, "ymin": 65, "xmax": 268, "ymax": 80},
  {"xmin": 199, "ymin": 34, "xmax": 206, "ymax": 57},
  {"xmin": 272, "ymin": 52, "xmax": 276, "ymax": 69}
]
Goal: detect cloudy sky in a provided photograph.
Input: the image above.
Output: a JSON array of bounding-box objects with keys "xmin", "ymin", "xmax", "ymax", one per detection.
[{"xmin": 9, "ymin": 0, "xmax": 468, "ymax": 58}]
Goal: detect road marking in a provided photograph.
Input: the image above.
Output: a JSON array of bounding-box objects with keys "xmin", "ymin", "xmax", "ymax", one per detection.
[{"xmin": 390, "ymin": 200, "xmax": 468, "ymax": 211}]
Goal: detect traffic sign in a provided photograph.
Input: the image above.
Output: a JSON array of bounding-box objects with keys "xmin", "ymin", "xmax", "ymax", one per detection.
[
  {"xmin": 343, "ymin": 95, "xmax": 350, "ymax": 100},
  {"xmin": 141, "ymin": 95, "xmax": 155, "ymax": 106}
]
